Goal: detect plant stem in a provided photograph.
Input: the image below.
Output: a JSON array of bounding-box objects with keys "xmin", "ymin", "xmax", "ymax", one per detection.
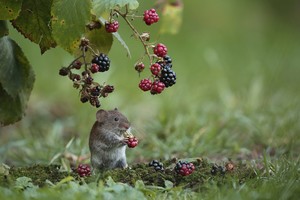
[{"xmin": 114, "ymin": 6, "xmax": 153, "ymax": 64}]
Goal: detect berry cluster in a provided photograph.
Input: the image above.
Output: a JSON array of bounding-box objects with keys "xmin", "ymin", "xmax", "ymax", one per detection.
[
  {"xmin": 174, "ymin": 161, "xmax": 195, "ymax": 176},
  {"xmin": 148, "ymin": 160, "xmax": 164, "ymax": 171},
  {"xmin": 211, "ymin": 164, "xmax": 226, "ymax": 175},
  {"xmin": 76, "ymin": 164, "xmax": 91, "ymax": 177},
  {"xmin": 126, "ymin": 136, "xmax": 139, "ymax": 148},
  {"xmin": 59, "ymin": 38, "xmax": 114, "ymax": 108},
  {"xmin": 137, "ymin": 44, "xmax": 176, "ymax": 95},
  {"xmin": 103, "ymin": 7, "xmax": 176, "ymax": 95},
  {"xmin": 136, "ymin": 49, "xmax": 176, "ymax": 94}
]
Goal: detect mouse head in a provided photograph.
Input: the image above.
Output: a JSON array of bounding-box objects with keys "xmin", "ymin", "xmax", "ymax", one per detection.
[{"xmin": 96, "ymin": 108, "xmax": 130, "ymax": 134}]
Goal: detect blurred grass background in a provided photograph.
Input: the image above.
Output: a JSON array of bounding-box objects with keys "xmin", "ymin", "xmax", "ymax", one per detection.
[{"xmin": 0, "ymin": 0, "xmax": 300, "ymax": 168}]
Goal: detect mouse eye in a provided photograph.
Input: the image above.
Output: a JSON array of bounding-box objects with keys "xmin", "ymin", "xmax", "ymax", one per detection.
[{"xmin": 114, "ymin": 117, "xmax": 119, "ymax": 121}]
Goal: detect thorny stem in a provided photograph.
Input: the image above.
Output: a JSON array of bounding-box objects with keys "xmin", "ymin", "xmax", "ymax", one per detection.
[
  {"xmin": 114, "ymin": 5, "xmax": 153, "ymax": 64},
  {"xmin": 82, "ymin": 49, "xmax": 88, "ymax": 71}
]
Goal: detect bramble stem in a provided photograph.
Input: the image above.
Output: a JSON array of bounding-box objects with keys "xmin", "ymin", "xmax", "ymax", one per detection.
[{"xmin": 114, "ymin": 6, "xmax": 153, "ymax": 64}]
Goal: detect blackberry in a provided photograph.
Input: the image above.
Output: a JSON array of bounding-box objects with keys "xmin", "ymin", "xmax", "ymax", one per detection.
[
  {"xmin": 92, "ymin": 53, "xmax": 110, "ymax": 72},
  {"xmin": 135, "ymin": 62, "xmax": 145, "ymax": 73},
  {"xmin": 163, "ymin": 55, "xmax": 172, "ymax": 65},
  {"xmin": 143, "ymin": 9, "xmax": 159, "ymax": 26},
  {"xmin": 153, "ymin": 43, "xmax": 167, "ymax": 57},
  {"xmin": 160, "ymin": 66, "xmax": 176, "ymax": 87},
  {"xmin": 175, "ymin": 161, "xmax": 195, "ymax": 176},
  {"xmin": 90, "ymin": 63, "xmax": 99, "ymax": 73},
  {"xmin": 77, "ymin": 164, "xmax": 91, "ymax": 177},
  {"xmin": 150, "ymin": 63, "xmax": 161, "ymax": 76},
  {"xmin": 150, "ymin": 81, "xmax": 165, "ymax": 95},
  {"xmin": 139, "ymin": 79, "xmax": 152, "ymax": 91},
  {"xmin": 211, "ymin": 164, "xmax": 226, "ymax": 175},
  {"xmin": 149, "ymin": 160, "xmax": 164, "ymax": 171},
  {"xmin": 105, "ymin": 21, "xmax": 119, "ymax": 33},
  {"xmin": 126, "ymin": 136, "xmax": 138, "ymax": 148}
]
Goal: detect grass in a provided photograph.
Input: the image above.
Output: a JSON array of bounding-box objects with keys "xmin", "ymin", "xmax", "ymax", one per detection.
[{"xmin": 1, "ymin": 1, "xmax": 300, "ymax": 199}]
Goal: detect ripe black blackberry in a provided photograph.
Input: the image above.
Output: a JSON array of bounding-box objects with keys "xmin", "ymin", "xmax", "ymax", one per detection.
[
  {"xmin": 149, "ymin": 160, "xmax": 164, "ymax": 171},
  {"xmin": 163, "ymin": 55, "xmax": 172, "ymax": 65},
  {"xmin": 160, "ymin": 65, "xmax": 176, "ymax": 87},
  {"xmin": 92, "ymin": 53, "xmax": 110, "ymax": 72},
  {"xmin": 211, "ymin": 164, "xmax": 226, "ymax": 175}
]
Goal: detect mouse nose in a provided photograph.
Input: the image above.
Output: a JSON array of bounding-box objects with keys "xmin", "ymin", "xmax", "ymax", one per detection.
[{"xmin": 121, "ymin": 123, "xmax": 130, "ymax": 130}]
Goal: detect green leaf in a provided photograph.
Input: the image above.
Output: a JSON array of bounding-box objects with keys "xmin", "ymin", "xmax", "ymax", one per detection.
[
  {"xmin": 92, "ymin": 0, "xmax": 139, "ymax": 16},
  {"xmin": 11, "ymin": 0, "xmax": 57, "ymax": 54},
  {"xmin": 0, "ymin": 36, "xmax": 35, "ymax": 126},
  {"xmin": 73, "ymin": 26, "xmax": 113, "ymax": 61},
  {"xmin": 51, "ymin": 0, "xmax": 92, "ymax": 54},
  {"xmin": 159, "ymin": 3, "xmax": 183, "ymax": 35},
  {"xmin": 99, "ymin": 17, "xmax": 130, "ymax": 57},
  {"xmin": 0, "ymin": 0, "xmax": 22, "ymax": 20},
  {"xmin": 0, "ymin": 20, "xmax": 9, "ymax": 37}
]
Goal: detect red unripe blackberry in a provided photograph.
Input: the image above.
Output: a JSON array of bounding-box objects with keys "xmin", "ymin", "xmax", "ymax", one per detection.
[
  {"xmin": 90, "ymin": 63, "xmax": 99, "ymax": 73},
  {"xmin": 72, "ymin": 60, "xmax": 82, "ymax": 69},
  {"xmin": 150, "ymin": 81, "xmax": 165, "ymax": 95},
  {"xmin": 92, "ymin": 53, "xmax": 110, "ymax": 72},
  {"xmin": 143, "ymin": 9, "xmax": 159, "ymax": 25},
  {"xmin": 77, "ymin": 164, "xmax": 91, "ymax": 177},
  {"xmin": 126, "ymin": 136, "xmax": 138, "ymax": 148},
  {"xmin": 175, "ymin": 161, "xmax": 195, "ymax": 176},
  {"xmin": 139, "ymin": 79, "xmax": 152, "ymax": 91},
  {"xmin": 135, "ymin": 62, "xmax": 145, "ymax": 73},
  {"xmin": 153, "ymin": 43, "xmax": 167, "ymax": 57},
  {"xmin": 150, "ymin": 63, "xmax": 161, "ymax": 76},
  {"xmin": 105, "ymin": 21, "xmax": 119, "ymax": 33}
]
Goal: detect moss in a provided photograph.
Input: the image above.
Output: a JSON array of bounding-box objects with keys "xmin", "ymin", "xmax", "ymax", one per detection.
[
  {"xmin": 0, "ymin": 158, "xmax": 257, "ymax": 189},
  {"xmin": 0, "ymin": 164, "xmax": 73, "ymax": 187}
]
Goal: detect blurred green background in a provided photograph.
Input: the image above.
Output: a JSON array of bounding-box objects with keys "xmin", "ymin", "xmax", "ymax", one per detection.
[{"xmin": 1, "ymin": 0, "xmax": 300, "ymax": 167}]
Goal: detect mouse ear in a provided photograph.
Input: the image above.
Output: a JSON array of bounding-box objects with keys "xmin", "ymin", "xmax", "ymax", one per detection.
[{"xmin": 96, "ymin": 109, "xmax": 107, "ymax": 122}]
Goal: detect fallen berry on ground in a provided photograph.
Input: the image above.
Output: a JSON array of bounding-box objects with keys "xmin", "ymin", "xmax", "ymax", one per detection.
[
  {"xmin": 149, "ymin": 160, "xmax": 164, "ymax": 171},
  {"xmin": 77, "ymin": 164, "xmax": 91, "ymax": 177},
  {"xmin": 175, "ymin": 161, "xmax": 195, "ymax": 176}
]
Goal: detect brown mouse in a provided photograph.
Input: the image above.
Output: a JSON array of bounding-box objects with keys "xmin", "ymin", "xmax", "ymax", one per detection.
[{"xmin": 89, "ymin": 108, "xmax": 130, "ymax": 171}]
